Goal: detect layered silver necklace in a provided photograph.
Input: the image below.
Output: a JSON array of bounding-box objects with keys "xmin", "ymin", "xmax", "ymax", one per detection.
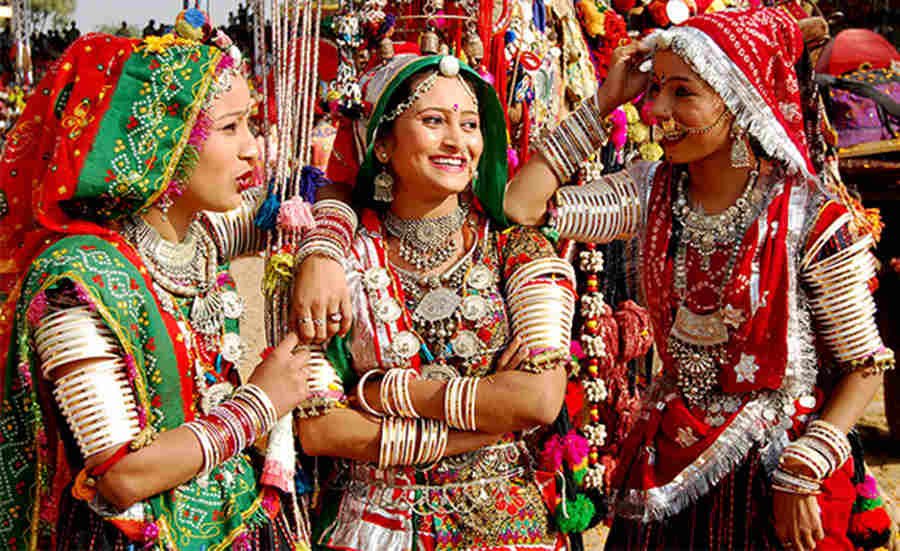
[
  {"xmin": 120, "ymin": 215, "xmax": 225, "ymax": 336},
  {"xmin": 384, "ymin": 204, "xmax": 469, "ymax": 271},
  {"xmin": 668, "ymin": 166, "xmax": 761, "ymax": 407}
]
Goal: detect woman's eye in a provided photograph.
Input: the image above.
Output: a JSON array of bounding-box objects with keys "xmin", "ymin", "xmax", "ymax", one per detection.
[
  {"xmin": 423, "ymin": 115, "xmax": 444, "ymax": 125},
  {"xmin": 675, "ymin": 86, "xmax": 693, "ymax": 97},
  {"xmin": 219, "ymin": 122, "xmax": 238, "ymax": 132},
  {"xmin": 462, "ymin": 121, "xmax": 479, "ymax": 131}
]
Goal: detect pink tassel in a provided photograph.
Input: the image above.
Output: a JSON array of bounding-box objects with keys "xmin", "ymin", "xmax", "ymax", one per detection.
[
  {"xmin": 610, "ymin": 108, "xmax": 628, "ymax": 150},
  {"xmin": 540, "ymin": 434, "xmax": 566, "ymax": 471},
  {"xmin": 562, "ymin": 431, "xmax": 590, "ymax": 464},
  {"xmin": 858, "ymin": 474, "xmax": 879, "ymax": 500},
  {"xmin": 277, "ymin": 196, "xmax": 316, "ymax": 232},
  {"xmin": 507, "ymin": 147, "xmax": 520, "ymax": 172}
]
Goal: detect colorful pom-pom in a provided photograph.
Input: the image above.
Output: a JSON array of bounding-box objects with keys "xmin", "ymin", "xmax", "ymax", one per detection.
[
  {"xmin": 555, "ymin": 494, "xmax": 595, "ymax": 533},
  {"xmin": 277, "ymin": 195, "xmax": 316, "ymax": 233},
  {"xmin": 609, "ymin": 108, "xmax": 629, "ymax": 150},
  {"xmin": 254, "ymin": 184, "xmax": 281, "ymax": 231}
]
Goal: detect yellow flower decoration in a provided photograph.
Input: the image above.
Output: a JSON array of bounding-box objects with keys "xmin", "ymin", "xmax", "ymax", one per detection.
[
  {"xmin": 622, "ymin": 103, "xmax": 640, "ymax": 125},
  {"xmin": 639, "ymin": 142, "xmax": 664, "ymax": 161},
  {"xmin": 140, "ymin": 33, "xmax": 193, "ymax": 54},
  {"xmin": 627, "ymin": 122, "xmax": 650, "ymax": 144}
]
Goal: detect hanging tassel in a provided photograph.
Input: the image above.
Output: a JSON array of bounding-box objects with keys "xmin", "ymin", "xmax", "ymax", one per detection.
[
  {"xmin": 533, "ymin": 0, "xmax": 547, "ymax": 32},
  {"xmin": 299, "ymin": 165, "xmax": 331, "ymax": 204},
  {"xmin": 254, "ymin": 182, "xmax": 281, "ymax": 231}
]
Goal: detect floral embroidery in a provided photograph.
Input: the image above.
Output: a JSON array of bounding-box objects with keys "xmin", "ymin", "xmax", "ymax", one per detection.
[{"xmin": 734, "ymin": 353, "xmax": 759, "ymax": 384}]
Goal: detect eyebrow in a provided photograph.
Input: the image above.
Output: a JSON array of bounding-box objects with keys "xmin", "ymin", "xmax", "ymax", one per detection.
[
  {"xmin": 654, "ymin": 76, "xmax": 694, "ymax": 84},
  {"xmin": 214, "ymin": 106, "xmax": 252, "ymax": 122},
  {"xmin": 415, "ymin": 106, "xmax": 479, "ymax": 117}
]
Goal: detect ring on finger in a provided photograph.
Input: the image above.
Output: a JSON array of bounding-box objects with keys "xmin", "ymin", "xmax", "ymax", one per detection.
[
  {"xmin": 312, "ymin": 319, "xmax": 326, "ymax": 327},
  {"xmin": 299, "ymin": 317, "xmax": 313, "ymax": 324},
  {"xmin": 328, "ymin": 312, "xmax": 343, "ymax": 323}
]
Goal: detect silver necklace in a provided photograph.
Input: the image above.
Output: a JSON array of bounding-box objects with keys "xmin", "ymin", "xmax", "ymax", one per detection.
[
  {"xmin": 668, "ymin": 166, "xmax": 761, "ymax": 408},
  {"xmin": 674, "ymin": 168, "xmax": 758, "ymax": 271},
  {"xmin": 384, "ymin": 204, "xmax": 468, "ymax": 271}
]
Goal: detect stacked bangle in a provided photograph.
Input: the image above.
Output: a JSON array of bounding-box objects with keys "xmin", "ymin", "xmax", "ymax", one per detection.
[
  {"xmin": 380, "ymin": 368, "xmax": 420, "ymax": 418},
  {"xmin": 296, "ymin": 200, "xmax": 358, "ymax": 265},
  {"xmin": 444, "ymin": 377, "xmax": 479, "ymax": 431},
  {"xmin": 506, "ymin": 258, "xmax": 577, "ymax": 354},
  {"xmin": 378, "ymin": 417, "xmax": 449, "ymax": 469},
  {"xmin": 550, "ymin": 170, "xmax": 642, "ymax": 243},
  {"xmin": 184, "ymin": 383, "xmax": 278, "ymax": 475},
  {"xmin": 802, "ymin": 236, "xmax": 890, "ymax": 367},
  {"xmin": 774, "ymin": 419, "xmax": 851, "ymax": 496},
  {"xmin": 537, "ymin": 96, "xmax": 611, "ymax": 183}
]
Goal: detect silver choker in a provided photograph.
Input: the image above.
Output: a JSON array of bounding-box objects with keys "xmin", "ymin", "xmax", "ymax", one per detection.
[{"xmin": 384, "ymin": 204, "xmax": 469, "ymax": 271}]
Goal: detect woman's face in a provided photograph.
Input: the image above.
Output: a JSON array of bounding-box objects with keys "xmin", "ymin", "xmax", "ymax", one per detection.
[
  {"xmin": 648, "ymin": 50, "xmax": 732, "ymax": 164},
  {"xmin": 376, "ymin": 74, "xmax": 483, "ymax": 205},
  {"xmin": 180, "ymin": 76, "xmax": 257, "ymax": 213}
]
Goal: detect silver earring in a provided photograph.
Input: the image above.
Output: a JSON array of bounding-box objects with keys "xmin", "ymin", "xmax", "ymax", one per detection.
[
  {"xmin": 374, "ymin": 169, "xmax": 394, "ymax": 202},
  {"xmin": 730, "ymin": 126, "xmax": 752, "ymax": 169}
]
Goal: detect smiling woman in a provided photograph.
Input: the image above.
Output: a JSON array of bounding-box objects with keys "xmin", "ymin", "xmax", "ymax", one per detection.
[{"xmin": 291, "ymin": 55, "xmax": 575, "ymax": 550}]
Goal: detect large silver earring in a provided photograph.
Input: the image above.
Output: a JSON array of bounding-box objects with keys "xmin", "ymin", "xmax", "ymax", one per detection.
[
  {"xmin": 374, "ymin": 169, "xmax": 394, "ymax": 202},
  {"xmin": 730, "ymin": 125, "xmax": 753, "ymax": 169}
]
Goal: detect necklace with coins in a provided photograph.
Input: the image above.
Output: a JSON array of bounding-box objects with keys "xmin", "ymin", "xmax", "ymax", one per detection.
[
  {"xmin": 386, "ymin": 215, "xmax": 503, "ymax": 380},
  {"xmin": 384, "ymin": 203, "xmax": 469, "ymax": 271},
  {"xmin": 668, "ymin": 165, "xmax": 762, "ymax": 408},
  {"xmin": 121, "ymin": 216, "xmax": 245, "ymax": 413}
]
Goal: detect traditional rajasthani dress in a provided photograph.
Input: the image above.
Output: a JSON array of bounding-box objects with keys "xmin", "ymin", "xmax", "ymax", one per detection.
[
  {"xmin": 297, "ymin": 55, "xmax": 573, "ymax": 550},
  {"xmin": 535, "ymin": 8, "xmax": 895, "ymax": 550},
  {"xmin": 0, "ymin": 29, "xmax": 303, "ymax": 551},
  {"xmin": 312, "ymin": 215, "xmax": 567, "ymax": 551}
]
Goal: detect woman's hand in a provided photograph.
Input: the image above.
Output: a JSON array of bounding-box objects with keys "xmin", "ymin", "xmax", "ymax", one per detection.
[
  {"xmin": 772, "ymin": 489, "xmax": 825, "ymax": 551},
  {"xmin": 291, "ymin": 255, "xmax": 352, "ymax": 343},
  {"xmin": 495, "ymin": 335, "xmax": 531, "ymax": 372},
  {"xmin": 248, "ymin": 332, "xmax": 311, "ymax": 417},
  {"xmin": 597, "ymin": 41, "xmax": 654, "ymax": 115}
]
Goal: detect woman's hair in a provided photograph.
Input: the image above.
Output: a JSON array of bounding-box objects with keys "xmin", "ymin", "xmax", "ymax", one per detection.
[{"xmin": 352, "ymin": 67, "xmax": 483, "ymax": 212}]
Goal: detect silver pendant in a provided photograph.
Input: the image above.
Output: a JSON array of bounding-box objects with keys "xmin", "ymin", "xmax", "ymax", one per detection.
[
  {"xmin": 421, "ymin": 362, "xmax": 460, "ymax": 381},
  {"xmin": 451, "ymin": 330, "xmax": 481, "ymax": 359},
  {"xmin": 467, "ymin": 265, "xmax": 493, "ymax": 290},
  {"xmin": 221, "ymin": 290, "xmax": 245, "ymax": 320},
  {"xmin": 390, "ymin": 331, "xmax": 420, "ymax": 360},
  {"xmin": 414, "ymin": 288, "xmax": 461, "ymax": 323},
  {"xmin": 670, "ymin": 305, "xmax": 729, "ymax": 346},
  {"xmin": 200, "ymin": 381, "xmax": 234, "ymax": 413},
  {"xmin": 220, "ymin": 332, "xmax": 244, "ymax": 364},
  {"xmin": 375, "ymin": 298, "xmax": 402, "ymax": 322},
  {"xmin": 461, "ymin": 295, "xmax": 489, "ymax": 321},
  {"xmin": 364, "ymin": 268, "xmax": 392, "ymax": 291}
]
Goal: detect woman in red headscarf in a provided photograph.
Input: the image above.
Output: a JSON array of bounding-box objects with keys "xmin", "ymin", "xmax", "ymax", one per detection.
[
  {"xmin": 503, "ymin": 7, "xmax": 892, "ymax": 551},
  {"xmin": 0, "ymin": 12, "xmax": 311, "ymax": 551}
]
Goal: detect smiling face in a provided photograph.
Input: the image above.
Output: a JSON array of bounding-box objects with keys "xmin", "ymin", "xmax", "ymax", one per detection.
[
  {"xmin": 648, "ymin": 50, "xmax": 733, "ymax": 164},
  {"xmin": 375, "ymin": 74, "xmax": 483, "ymax": 207},
  {"xmin": 178, "ymin": 76, "xmax": 258, "ymax": 213}
]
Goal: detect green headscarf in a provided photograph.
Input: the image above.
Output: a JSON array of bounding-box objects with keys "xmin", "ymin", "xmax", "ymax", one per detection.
[{"xmin": 354, "ymin": 54, "xmax": 509, "ymax": 226}]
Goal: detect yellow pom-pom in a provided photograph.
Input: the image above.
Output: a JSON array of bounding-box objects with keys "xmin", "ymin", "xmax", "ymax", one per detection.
[
  {"xmin": 622, "ymin": 103, "xmax": 640, "ymax": 124},
  {"xmin": 576, "ymin": 0, "xmax": 607, "ymax": 37},
  {"xmin": 639, "ymin": 141, "xmax": 665, "ymax": 161},
  {"xmin": 263, "ymin": 252, "xmax": 295, "ymax": 296},
  {"xmin": 627, "ymin": 122, "xmax": 650, "ymax": 144}
]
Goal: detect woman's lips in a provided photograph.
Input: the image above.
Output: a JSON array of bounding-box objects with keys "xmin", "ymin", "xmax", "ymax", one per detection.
[
  {"xmin": 429, "ymin": 155, "xmax": 467, "ymax": 173},
  {"xmin": 236, "ymin": 170, "xmax": 255, "ymax": 191}
]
